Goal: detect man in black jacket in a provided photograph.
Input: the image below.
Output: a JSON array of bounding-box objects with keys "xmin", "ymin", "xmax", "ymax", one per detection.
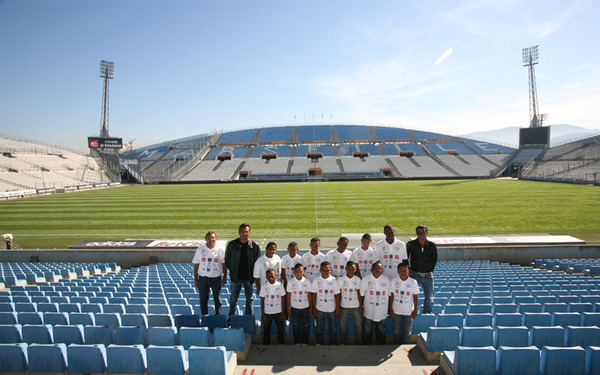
[
  {"xmin": 225, "ymin": 223, "xmax": 261, "ymax": 318},
  {"xmin": 406, "ymin": 225, "xmax": 438, "ymax": 314}
]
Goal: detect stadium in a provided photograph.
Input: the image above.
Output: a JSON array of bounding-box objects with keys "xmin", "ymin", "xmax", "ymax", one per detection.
[{"xmin": 1, "ymin": 120, "xmax": 600, "ymax": 374}]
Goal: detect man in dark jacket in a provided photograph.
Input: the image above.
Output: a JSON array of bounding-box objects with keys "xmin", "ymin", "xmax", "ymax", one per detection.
[
  {"xmin": 225, "ymin": 223, "xmax": 261, "ymax": 318},
  {"xmin": 406, "ymin": 225, "xmax": 438, "ymax": 314}
]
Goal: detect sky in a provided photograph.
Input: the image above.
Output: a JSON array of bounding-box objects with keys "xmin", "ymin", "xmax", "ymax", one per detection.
[{"xmin": 0, "ymin": 0, "xmax": 599, "ymax": 152}]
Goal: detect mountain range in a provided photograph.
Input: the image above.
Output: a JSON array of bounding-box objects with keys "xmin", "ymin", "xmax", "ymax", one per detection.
[{"xmin": 462, "ymin": 124, "xmax": 599, "ymax": 148}]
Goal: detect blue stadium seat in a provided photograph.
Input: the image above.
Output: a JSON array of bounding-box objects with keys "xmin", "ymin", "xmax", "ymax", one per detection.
[
  {"xmin": 437, "ymin": 313, "xmax": 464, "ymax": 328},
  {"xmin": 543, "ymin": 303, "xmax": 569, "ymax": 313},
  {"xmin": 493, "ymin": 303, "xmax": 518, "ymax": 313},
  {"xmin": 522, "ymin": 312, "xmax": 552, "ymax": 328},
  {"xmin": 22, "ymin": 324, "xmax": 53, "ymax": 344},
  {"xmin": 229, "ymin": 315, "xmax": 257, "ymax": 335},
  {"xmin": 0, "ymin": 343, "xmax": 29, "ymax": 374},
  {"xmin": 0, "ymin": 312, "xmax": 18, "ymax": 324},
  {"xmin": 106, "ymin": 344, "xmax": 147, "ymax": 375},
  {"xmin": 174, "ymin": 314, "xmax": 201, "ymax": 330},
  {"xmin": 529, "ymin": 326, "xmax": 565, "ymax": 348},
  {"xmin": 114, "ymin": 326, "xmax": 146, "ymax": 346},
  {"xmin": 17, "ymin": 312, "xmax": 43, "ymax": 325},
  {"xmin": 444, "ymin": 304, "xmax": 468, "ymax": 314},
  {"xmin": 84, "ymin": 325, "xmax": 113, "ymax": 346},
  {"xmin": 460, "ymin": 326, "xmax": 494, "ymax": 347},
  {"xmin": 27, "ymin": 343, "xmax": 68, "ymax": 374},
  {"xmin": 43, "ymin": 312, "xmax": 69, "ymax": 326},
  {"xmin": 540, "ymin": 346, "xmax": 585, "ymax": 375},
  {"xmin": 14, "ymin": 303, "xmax": 36, "ymax": 313},
  {"xmin": 125, "ymin": 304, "xmax": 148, "ymax": 314},
  {"xmin": 36, "ymin": 302, "xmax": 59, "ymax": 313},
  {"xmin": 147, "ymin": 314, "xmax": 173, "ymax": 327},
  {"xmin": 0, "ymin": 324, "xmax": 23, "ymax": 343},
  {"xmin": 121, "ymin": 313, "xmax": 148, "ymax": 329},
  {"xmin": 202, "ymin": 315, "xmax": 227, "ymax": 332},
  {"xmin": 496, "ymin": 346, "xmax": 540, "ymax": 375},
  {"xmin": 188, "ymin": 346, "xmax": 236, "ymax": 375},
  {"xmin": 494, "ymin": 325, "xmax": 530, "ymax": 348},
  {"xmin": 80, "ymin": 303, "xmax": 103, "ymax": 314},
  {"xmin": 213, "ymin": 327, "xmax": 251, "ymax": 354},
  {"xmin": 53, "ymin": 324, "xmax": 84, "ymax": 345},
  {"xmin": 103, "ymin": 303, "xmax": 125, "ymax": 314},
  {"xmin": 518, "ymin": 303, "xmax": 543, "ymax": 313},
  {"xmin": 441, "ymin": 346, "xmax": 496, "ymax": 375},
  {"xmin": 147, "ymin": 326, "xmax": 178, "ymax": 346},
  {"xmin": 411, "ymin": 314, "xmax": 436, "ymax": 335},
  {"xmin": 564, "ymin": 326, "xmax": 600, "ymax": 347},
  {"xmin": 551, "ymin": 312, "xmax": 581, "ymax": 327},
  {"xmin": 494, "ymin": 313, "xmax": 523, "ymax": 327},
  {"xmin": 586, "ymin": 346, "xmax": 600, "ymax": 375},
  {"xmin": 94, "ymin": 313, "xmax": 121, "ymax": 329},
  {"xmin": 468, "ymin": 304, "xmax": 493, "ymax": 314},
  {"xmin": 582, "ymin": 312, "xmax": 600, "ymax": 326},
  {"xmin": 67, "ymin": 343, "xmax": 107, "ymax": 375},
  {"xmin": 568, "ymin": 302, "xmax": 594, "ymax": 313},
  {"xmin": 146, "ymin": 345, "xmax": 188, "ymax": 375},
  {"xmin": 464, "ymin": 313, "xmax": 493, "ymax": 327},
  {"xmin": 423, "ymin": 326, "xmax": 461, "ymax": 351},
  {"xmin": 179, "ymin": 327, "xmax": 211, "ymax": 349},
  {"xmin": 68, "ymin": 312, "xmax": 95, "ymax": 326}
]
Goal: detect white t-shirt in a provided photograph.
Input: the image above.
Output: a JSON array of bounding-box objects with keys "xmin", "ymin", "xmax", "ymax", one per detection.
[
  {"xmin": 360, "ymin": 273, "xmax": 392, "ymax": 322},
  {"xmin": 310, "ymin": 275, "xmax": 340, "ymax": 313},
  {"xmin": 281, "ymin": 254, "xmax": 305, "ymax": 282},
  {"xmin": 390, "ymin": 276, "xmax": 420, "ymax": 315},
  {"xmin": 326, "ymin": 249, "xmax": 353, "ymax": 279},
  {"xmin": 260, "ymin": 280, "xmax": 286, "ymax": 315},
  {"xmin": 350, "ymin": 246, "xmax": 380, "ymax": 276},
  {"xmin": 286, "ymin": 276, "xmax": 312, "ymax": 309},
  {"xmin": 375, "ymin": 238, "xmax": 407, "ymax": 279},
  {"xmin": 253, "ymin": 254, "xmax": 282, "ymax": 286},
  {"xmin": 191, "ymin": 244, "xmax": 225, "ymax": 278},
  {"xmin": 302, "ymin": 251, "xmax": 327, "ymax": 281},
  {"xmin": 338, "ymin": 275, "xmax": 361, "ymax": 308}
]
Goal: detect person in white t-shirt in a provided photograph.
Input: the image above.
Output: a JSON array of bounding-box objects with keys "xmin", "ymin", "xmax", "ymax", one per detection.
[
  {"xmin": 338, "ymin": 261, "xmax": 362, "ymax": 345},
  {"xmin": 260, "ymin": 269, "xmax": 286, "ymax": 345},
  {"xmin": 390, "ymin": 262, "xmax": 420, "ymax": 344},
  {"xmin": 310, "ymin": 261, "xmax": 341, "ymax": 345},
  {"xmin": 253, "ymin": 241, "xmax": 282, "ymax": 295},
  {"xmin": 302, "ymin": 237, "xmax": 326, "ymax": 282},
  {"xmin": 280, "ymin": 241, "xmax": 304, "ymax": 288},
  {"xmin": 326, "ymin": 236, "xmax": 352, "ymax": 279},
  {"xmin": 359, "ymin": 261, "xmax": 391, "ymax": 345},
  {"xmin": 375, "ymin": 224, "xmax": 408, "ymax": 280},
  {"xmin": 350, "ymin": 233, "xmax": 379, "ymax": 278},
  {"xmin": 286, "ymin": 263, "xmax": 312, "ymax": 345},
  {"xmin": 192, "ymin": 231, "xmax": 226, "ymax": 315}
]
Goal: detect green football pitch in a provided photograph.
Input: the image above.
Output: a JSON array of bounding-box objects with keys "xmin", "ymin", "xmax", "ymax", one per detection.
[{"xmin": 1, "ymin": 179, "xmax": 598, "ymax": 249}]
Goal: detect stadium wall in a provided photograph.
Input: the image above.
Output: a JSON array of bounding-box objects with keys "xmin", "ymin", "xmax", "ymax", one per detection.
[{"xmin": 2, "ymin": 245, "xmax": 599, "ymax": 269}]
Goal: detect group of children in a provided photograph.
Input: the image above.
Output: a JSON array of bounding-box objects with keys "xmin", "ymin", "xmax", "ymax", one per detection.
[{"xmin": 256, "ymin": 236, "xmax": 420, "ymax": 346}]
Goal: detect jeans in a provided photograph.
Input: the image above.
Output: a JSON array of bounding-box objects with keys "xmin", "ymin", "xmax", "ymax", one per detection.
[
  {"xmin": 291, "ymin": 307, "xmax": 310, "ymax": 344},
  {"xmin": 363, "ymin": 317, "xmax": 386, "ymax": 345},
  {"xmin": 315, "ymin": 310, "xmax": 336, "ymax": 345},
  {"xmin": 262, "ymin": 313, "xmax": 284, "ymax": 345},
  {"xmin": 229, "ymin": 279, "xmax": 254, "ymax": 316},
  {"xmin": 410, "ymin": 270, "xmax": 434, "ymax": 314},
  {"xmin": 393, "ymin": 314, "xmax": 413, "ymax": 344},
  {"xmin": 198, "ymin": 276, "xmax": 222, "ymax": 315},
  {"xmin": 339, "ymin": 307, "xmax": 362, "ymax": 344}
]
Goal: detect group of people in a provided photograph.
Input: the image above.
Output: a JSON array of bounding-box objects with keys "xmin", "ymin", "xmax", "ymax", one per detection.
[{"xmin": 191, "ymin": 223, "xmax": 438, "ymax": 346}]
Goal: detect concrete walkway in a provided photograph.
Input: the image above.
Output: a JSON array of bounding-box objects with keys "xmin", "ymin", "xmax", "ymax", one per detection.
[{"xmin": 235, "ymin": 344, "xmax": 443, "ymax": 375}]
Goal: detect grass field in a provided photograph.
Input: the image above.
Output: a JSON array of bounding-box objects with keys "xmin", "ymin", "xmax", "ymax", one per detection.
[{"xmin": 1, "ymin": 179, "xmax": 598, "ymax": 249}]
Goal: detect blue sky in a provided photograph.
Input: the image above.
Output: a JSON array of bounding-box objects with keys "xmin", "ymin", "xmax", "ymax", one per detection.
[{"xmin": 1, "ymin": 0, "xmax": 598, "ymax": 151}]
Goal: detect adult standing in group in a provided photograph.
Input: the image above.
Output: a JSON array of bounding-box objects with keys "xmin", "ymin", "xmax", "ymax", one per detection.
[
  {"xmin": 326, "ymin": 236, "xmax": 352, "ymax": 279},
  {"xmin": 406, "ymin": 225, "xmax": 438, "ymax": 314},
  {"xmin": 192, "ymin": 231, "xmax": 226, "ymax": 315},
  {"xmin": 375, "ymin": 224, "xmax": 408, "ymax": 280},
  {"xmin": 225, "ymin": 223, "xmax": 261, "ymax": 317}
]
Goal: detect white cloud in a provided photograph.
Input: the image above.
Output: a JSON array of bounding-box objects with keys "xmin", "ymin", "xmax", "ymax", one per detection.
[{"xmin": 435, "ymin": 48, "xmax": 454, "ymax": 66}]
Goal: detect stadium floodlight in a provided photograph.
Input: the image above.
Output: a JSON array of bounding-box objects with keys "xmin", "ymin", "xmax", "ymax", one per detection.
[
  {"xmin": 100, "ymin": 60, "xmax": 114, "ymax": 79},
  {"xmin": 522, "ymin": 45, "xmax": 541, "ymax": 128},
  {"xmin": 99, "ymin": 60, "xmax": 114, "ymax": 138},
  {"xmin": 522, "ymin": 45, "xmax": 539, "ymax": 67}
]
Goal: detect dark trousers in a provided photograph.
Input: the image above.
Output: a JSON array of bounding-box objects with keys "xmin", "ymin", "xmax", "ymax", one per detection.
[
  {"xmin": 198, "ymin": 275, "xmax": 222, "ymax": 315},
  {"xmin": 290, "ymin": 307, "xmax": 310, "ymax": 344},
  {"xmin": 263, "ymin": 313, "xmax": 284, "ymax": 345}
]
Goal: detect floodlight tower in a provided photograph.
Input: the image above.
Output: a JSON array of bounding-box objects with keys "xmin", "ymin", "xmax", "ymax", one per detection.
[
  {"xmin": 522, "ymin": 45, "xmax": 540, "ymax": 128},
  {"xmin": 99, "ymin": 60, "xmax": 114, "ymax": 138}
]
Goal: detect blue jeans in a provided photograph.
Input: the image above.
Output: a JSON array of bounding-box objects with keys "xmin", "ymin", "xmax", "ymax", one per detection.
[
  {"xmin": 410, "ymin": 270, "xmax": 434, "ymax": 314},
  {"xmin": 291, "ymin": 307, "xmax": 310, "ymax": 344},
  {"xmin": 339, "ymin": 307, "xmax": 362, "ymax": 344},
  {"xmin": 363, "ymin": 317, "xmax": 386, "ymax": 345},
  {"xmin": 229, "ymin": 279, "xmax": 254, "ymax": 316},
  {"xmin": 316, "ymin": 310, "xmax": 336, "ymax": 345},
  {"xmin": 393, "ymin": 314, "xmax": 413, "ymax": 344},
  {"xmin": 198, "ymin": 276, "xmax": 222, "ymax": 315}
]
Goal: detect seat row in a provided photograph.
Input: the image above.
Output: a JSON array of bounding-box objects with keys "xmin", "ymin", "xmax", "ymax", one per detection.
[
  {"xmin": 0, "ymin": 342, "xmax": 235, "ymax": 375},
  {"xmin": 420, "ymin": 325, "xmax": 600, "ymax": 352},
  {"xmin": 440, "ymin": 345, "xmax": 600, "ymax": 375},
  {"xmin": 427, "ymin": 301, "xmax": 600, "ymax": 315},
  {"xmin": 0, "ymin": 323, "xmax": 249, "ymax": 350}
]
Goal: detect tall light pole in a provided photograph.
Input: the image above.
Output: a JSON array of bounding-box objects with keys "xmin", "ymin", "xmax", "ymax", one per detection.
[
  {"xmin": 99, "ymin": 60, "xmax": 114, "ymax": 138},
  {"xmin": 522, "ymin": 46, "xmax": 540, "ymax": 128}
]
